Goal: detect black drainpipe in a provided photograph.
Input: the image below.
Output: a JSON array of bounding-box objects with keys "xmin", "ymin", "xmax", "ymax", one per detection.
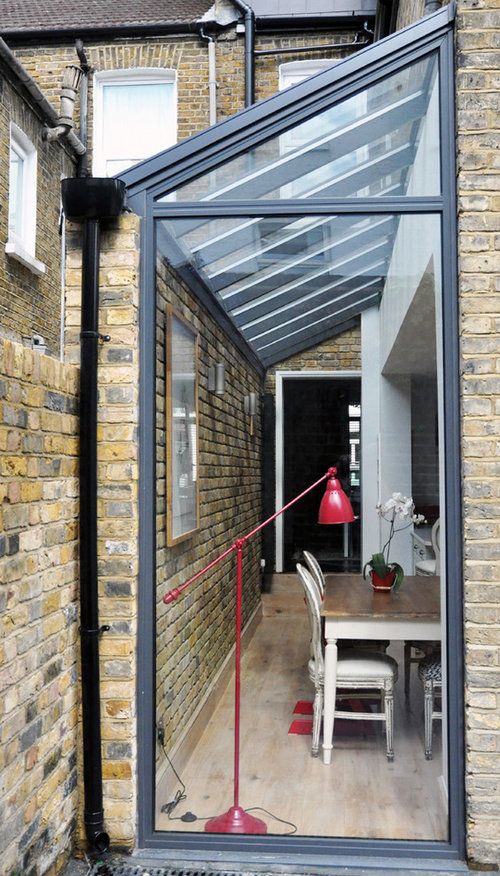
[
  {"xmin": 231, "ymin": 0, "xmax": 255, "ymax": 106},
  {"xmin": 62, "ymin": 176, "xmax": 126, "ymax": 853}
]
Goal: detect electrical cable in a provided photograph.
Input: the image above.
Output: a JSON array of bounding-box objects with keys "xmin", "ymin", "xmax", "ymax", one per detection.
[
  {"xmin": 246, "ymin": 806, "xmax": 297, "ymax": 834},
  {"xmin": 158, "ymin": 734, "xmax": 297, "ymax": 833},
  {"xmin": 159, "ymin": 740, "xmax": 187, "ymax": 816}
]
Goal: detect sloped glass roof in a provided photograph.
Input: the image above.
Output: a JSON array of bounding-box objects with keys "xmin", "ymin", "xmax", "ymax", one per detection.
[
  {"xmin": 160, "ymin": 52, "xmax": 439, "ymax": 203},
  {"xmin": 159, "ymin": 213, "xmax": 394, "ymax": 365},
  {"xmin": 119, "ymin": 7, "xmax": 453, "ymax": 369}
]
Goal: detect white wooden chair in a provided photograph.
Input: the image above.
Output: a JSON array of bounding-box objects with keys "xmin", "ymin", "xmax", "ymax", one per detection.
[
  {"xmin": 296, "ymin": 563, "xmax": 398, "ymax": 761},
  {"xmin": 414, "ymin": 518, "xmax": 440, "ymax": 576},
  {"xmin": 303, "ymin": 550, "xmax": 325, "ymax": 600},
  {"xmin": 303, "ymin": 551, "xmax": 389, "ymax": 654},
  {"xmin": 418, "ymin": 654, "xmax": 442, "ymax": 759},
  {"xmin": 405, "ymin": 518, "xmax": 441, "ymax": 698}
]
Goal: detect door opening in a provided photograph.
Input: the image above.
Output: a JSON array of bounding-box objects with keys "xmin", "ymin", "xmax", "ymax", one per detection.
[{"xmin": 279, "ymin": 374, "xmax": 361, "ymax": 573}]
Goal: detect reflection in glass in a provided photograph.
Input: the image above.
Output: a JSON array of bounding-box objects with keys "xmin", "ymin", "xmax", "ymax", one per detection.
[
  {"xmin": 166, "ymin": 310, "xmax": 199, "ymax": 545},
  {"xmin": 159, "ymin": 52, "xmax": 439, "ymax": 203}
]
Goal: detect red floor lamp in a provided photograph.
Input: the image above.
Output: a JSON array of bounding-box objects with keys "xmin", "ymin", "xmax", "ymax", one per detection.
[{"xmin": 163, "ymin": 466, "xmax": 355, "ymax": 834}]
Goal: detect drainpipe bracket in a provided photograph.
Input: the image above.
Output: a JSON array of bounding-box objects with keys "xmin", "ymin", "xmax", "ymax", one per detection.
[{"xmin": 80, "ymin": 625, "xmax": 111, "ymax": 637}]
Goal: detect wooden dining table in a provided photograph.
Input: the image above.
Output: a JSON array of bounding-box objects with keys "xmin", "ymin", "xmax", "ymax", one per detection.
[{"xmin": 320, "ymin": 574, "xmax": 441, "ymax": 764}]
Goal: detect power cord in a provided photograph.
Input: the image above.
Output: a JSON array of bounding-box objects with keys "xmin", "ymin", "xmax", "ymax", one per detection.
[
  {"xmin": 158, "ymin": 730, "xmax": 297, "ymax": 834},
  {"xmin": 159, "ymin": 735, "xmax": 187, "ymax": 816}
]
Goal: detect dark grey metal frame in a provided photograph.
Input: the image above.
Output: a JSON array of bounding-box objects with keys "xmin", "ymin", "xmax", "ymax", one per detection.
[{"xmin": 126, "ymin": 4, "xmax": 465, "ymax": 866}]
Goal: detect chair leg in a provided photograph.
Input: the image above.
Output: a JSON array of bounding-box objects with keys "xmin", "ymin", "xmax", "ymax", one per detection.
[
  {"xmin": 424, "ymin": 679, "xmax": 434, "ymax": 759},
  {"xmin": 311, "ymin": 685, "xmax": 322, "ymax": 757},
  {"xmin": 404, "ymin": 642, "xmax": 412, "ymax": 700},
  {"xmin": 384, "ymin": 681, "xmax": 395, "ymax": 762}
]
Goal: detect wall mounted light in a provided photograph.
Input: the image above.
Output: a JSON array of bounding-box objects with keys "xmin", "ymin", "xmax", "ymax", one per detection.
[
  {"xmin": 208, "ymin": 362, "xmax": 225, "ymax": 395},
  {"xmin": 244, "ymin": 392, "xmax": 257, "ymax": 435}
]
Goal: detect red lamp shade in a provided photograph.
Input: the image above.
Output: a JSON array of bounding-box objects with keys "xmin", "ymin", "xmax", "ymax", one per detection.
[{"xmin": 318, "ymin": 467, "xmax": 356, "ymax": 524}]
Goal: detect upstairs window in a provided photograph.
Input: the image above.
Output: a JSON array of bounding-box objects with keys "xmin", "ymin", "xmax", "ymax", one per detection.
[
  {"xmin": 93, "ymin": 69, "xmax": 177, "ymax": 176},
  {"xmin": 6, "ymin": 124, "xmax": 44, "ymax": 275},
  {"xmin": 279, "ymin": 58, "xmax": 336, "ymax": 90}
]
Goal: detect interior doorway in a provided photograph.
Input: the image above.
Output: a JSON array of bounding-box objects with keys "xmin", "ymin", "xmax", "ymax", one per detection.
[{"xmin": 276, "ymin": 372, "xmax": 362, "ymax": 573}]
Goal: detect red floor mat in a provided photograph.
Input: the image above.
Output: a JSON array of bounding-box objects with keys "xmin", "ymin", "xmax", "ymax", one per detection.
[
  {"xmin": 288, "ymin": 698, "xmax": 377, "ymax": 737},
  {"xmin": 293, "ymin": 700, "xmax": 314, "ymax": 715}
]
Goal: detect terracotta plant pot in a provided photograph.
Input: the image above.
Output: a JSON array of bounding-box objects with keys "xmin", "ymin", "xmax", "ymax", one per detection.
[{"xmin": 370, "ymin": 569, "xmax": 396, "ymax": 591}]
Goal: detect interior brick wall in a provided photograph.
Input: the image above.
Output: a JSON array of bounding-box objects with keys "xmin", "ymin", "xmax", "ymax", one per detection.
[
  {"xmin": 0, "ymin": 338, "xmax": 80, "ymax": 875},
  {"xmin": 264, "ymin": 323, "xmax": 361, "ymax": 395},
  {"xmin": 0, "ymin": 66, "xmax": 75, "ymax": 356},
  {"xmin": 155, "ymin": 260, "xmax": 263, "ymax": 757}
]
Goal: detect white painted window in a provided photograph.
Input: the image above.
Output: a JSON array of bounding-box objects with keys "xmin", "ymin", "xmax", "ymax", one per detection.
[
  {"xmin": 279, "ymin": 58, "xmax": 336, "ymax": 90},
  {"xmin": 93, "ymin": 68, "xmax": 177, "ymax": 176},
  {"xmin": 6, "ymin": 124, "xmax": 44, "ymax": 275}
]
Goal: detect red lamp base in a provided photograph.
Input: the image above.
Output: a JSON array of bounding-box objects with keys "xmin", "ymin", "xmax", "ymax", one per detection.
[{"xmin": 204, "ymin": 805, "xmax": 267, "ymax": 834}]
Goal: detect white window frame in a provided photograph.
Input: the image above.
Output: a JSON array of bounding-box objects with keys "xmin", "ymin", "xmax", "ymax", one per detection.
[
  {"xmin": 279, "ymin": 58, "xmax": 336, "ymax": 91},
  {"xmin": 92, "ymin": 68, "xmax": 177, "ymax": 177},
  {"xmin": 6, "ymin": 123, "xmax": 45, "ymax": 276}
]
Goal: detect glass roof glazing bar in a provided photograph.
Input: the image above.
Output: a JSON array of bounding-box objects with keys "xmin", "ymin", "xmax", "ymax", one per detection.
[
  {"xmin": 242, "ymin": 276, "xmax": 384, "ymax": 338},
  {"xmin": 253, "ymin": 292, "xmax": 380, "ymax": 355},
  {"xmin": 193, "ymin": 91, "xmax": 427, "ymax": 203},
  {"xmin": 214, "ymin": 222, "xmax": 392, "ymax": 298},
  {"xmin": 152, "ymin": 198, "xmax": 444, "ymax": 217},
  {"xmin": 234, "ymin": 261, "xmax": 387, "ymax": 328}
]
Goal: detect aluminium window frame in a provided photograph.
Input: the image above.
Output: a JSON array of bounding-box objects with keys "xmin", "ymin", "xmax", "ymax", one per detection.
[{"xmin": 126, "ymin": 6, "xmax": 465, "ymax": 867}]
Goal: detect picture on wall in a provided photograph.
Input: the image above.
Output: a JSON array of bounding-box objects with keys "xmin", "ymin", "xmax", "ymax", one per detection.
[{"xmin": 166, "ymin": 306, "xmax": 199, "ymax": 545}]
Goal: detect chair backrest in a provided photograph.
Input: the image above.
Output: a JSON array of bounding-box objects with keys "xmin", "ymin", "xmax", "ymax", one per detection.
[
  {"xmin": 296, "ymin": 563, "xmax": 324, "ymax": 678},
  {"xmin": 303, "ymin": 550, "xmax": 325, "ymax": 599},
  {"xmin": 431, "ymin": 518, "xmax": 440, "ymax": 565}
]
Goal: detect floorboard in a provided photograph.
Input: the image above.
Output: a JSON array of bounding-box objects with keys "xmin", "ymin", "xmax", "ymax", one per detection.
[{"xmin": 156, "ymin": 579, "xmax": 447, "ymax": 840}]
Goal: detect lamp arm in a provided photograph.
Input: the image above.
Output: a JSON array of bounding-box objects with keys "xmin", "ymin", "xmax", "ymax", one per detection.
[{"xmin": 163, "ymin": 467, "xmax": 335, "ymax": 604}]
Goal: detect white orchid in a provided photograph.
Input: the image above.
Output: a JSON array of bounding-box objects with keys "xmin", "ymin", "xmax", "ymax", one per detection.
[
  {"xmin": 377, "ymin": 492, "xmax": 426, "ymax": 525},
  {"xmin": 372, "ymin": 493, "xmax": 426, "ymax": 576}
]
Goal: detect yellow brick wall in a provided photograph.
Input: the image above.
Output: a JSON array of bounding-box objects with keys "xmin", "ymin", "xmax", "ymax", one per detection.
[
  {"xmin": 0, "ymin": 69, "xmax": 76, "ymax": 355},
  {"xmin": 63, "ymin": 212, "xmax": 263, "ymax": 848},
  {"xmin": 0, "ymin": 338, "xmax": 79, "ymax": 874},
  {"xmin": 65, "ymin": 213, "xmax": 140, "ymax": 847},
  {"xmin": 12, "ymin": 25, "xmax": 363, "ymax": 161},
  {"xmin": 456, "ymin": 0, "xmax": 500, "ymax": 865}
]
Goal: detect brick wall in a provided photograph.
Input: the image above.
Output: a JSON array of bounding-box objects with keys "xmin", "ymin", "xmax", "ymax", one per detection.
[
  {"xmin": 12, "ymin": 25, "xmax": 364, "ymax": 165},
  {"xmin": 455, "ymin": 0, "xmax": 500, "ymax": 864},
  {"xmin": 0, "ymin": 67, "xmax": 75, "ymax": 356},
  {"xmin": 155, "ymin": 261, "xmax": 263, "ymax": 756},
  {"xmin": 264, "ymin": 324, "xmax": 361, "ymax": 394},
  {"xmin": 65, "ymin": 213, "xmax": 140, "ymax": 847},
  {"xmin": 0, "ymin": 338, "xmax": 79, "ymax": 875}
]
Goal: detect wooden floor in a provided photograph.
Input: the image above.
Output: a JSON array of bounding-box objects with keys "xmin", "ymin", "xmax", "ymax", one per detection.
[{"xmin": 156, "ymin": 576, "xmax": 447, "ymax": 840}]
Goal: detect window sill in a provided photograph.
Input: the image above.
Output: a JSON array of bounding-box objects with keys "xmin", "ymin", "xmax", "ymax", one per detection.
[{"xmin": 5, "ymin": 240, "xmax": 46, "ymax": 276}]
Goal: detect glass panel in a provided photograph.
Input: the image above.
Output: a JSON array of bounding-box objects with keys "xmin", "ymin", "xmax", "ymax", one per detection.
[
  {"xmin": 154, "ymin": 213, "xmax": 448, "ymax": 840},
  {"xmin": 160, "ymin": 213, "xmax": 394, "ymax": 361},
  {"xmin": 8, "ymin": 145, "xmax": 24, "ymax": 237},
  {"xmin": 159, "ymin": 53, "xmax": 439, "ymax": 202},
  {"xmin": 102, "ymin": 82, "xmax": 174, "ymax": 174}
]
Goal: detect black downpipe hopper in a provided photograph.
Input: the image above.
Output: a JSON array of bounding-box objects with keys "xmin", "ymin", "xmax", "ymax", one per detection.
[{"xmin": 62, "ymin": 176, "xmax": 126, "ymax": 853}]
